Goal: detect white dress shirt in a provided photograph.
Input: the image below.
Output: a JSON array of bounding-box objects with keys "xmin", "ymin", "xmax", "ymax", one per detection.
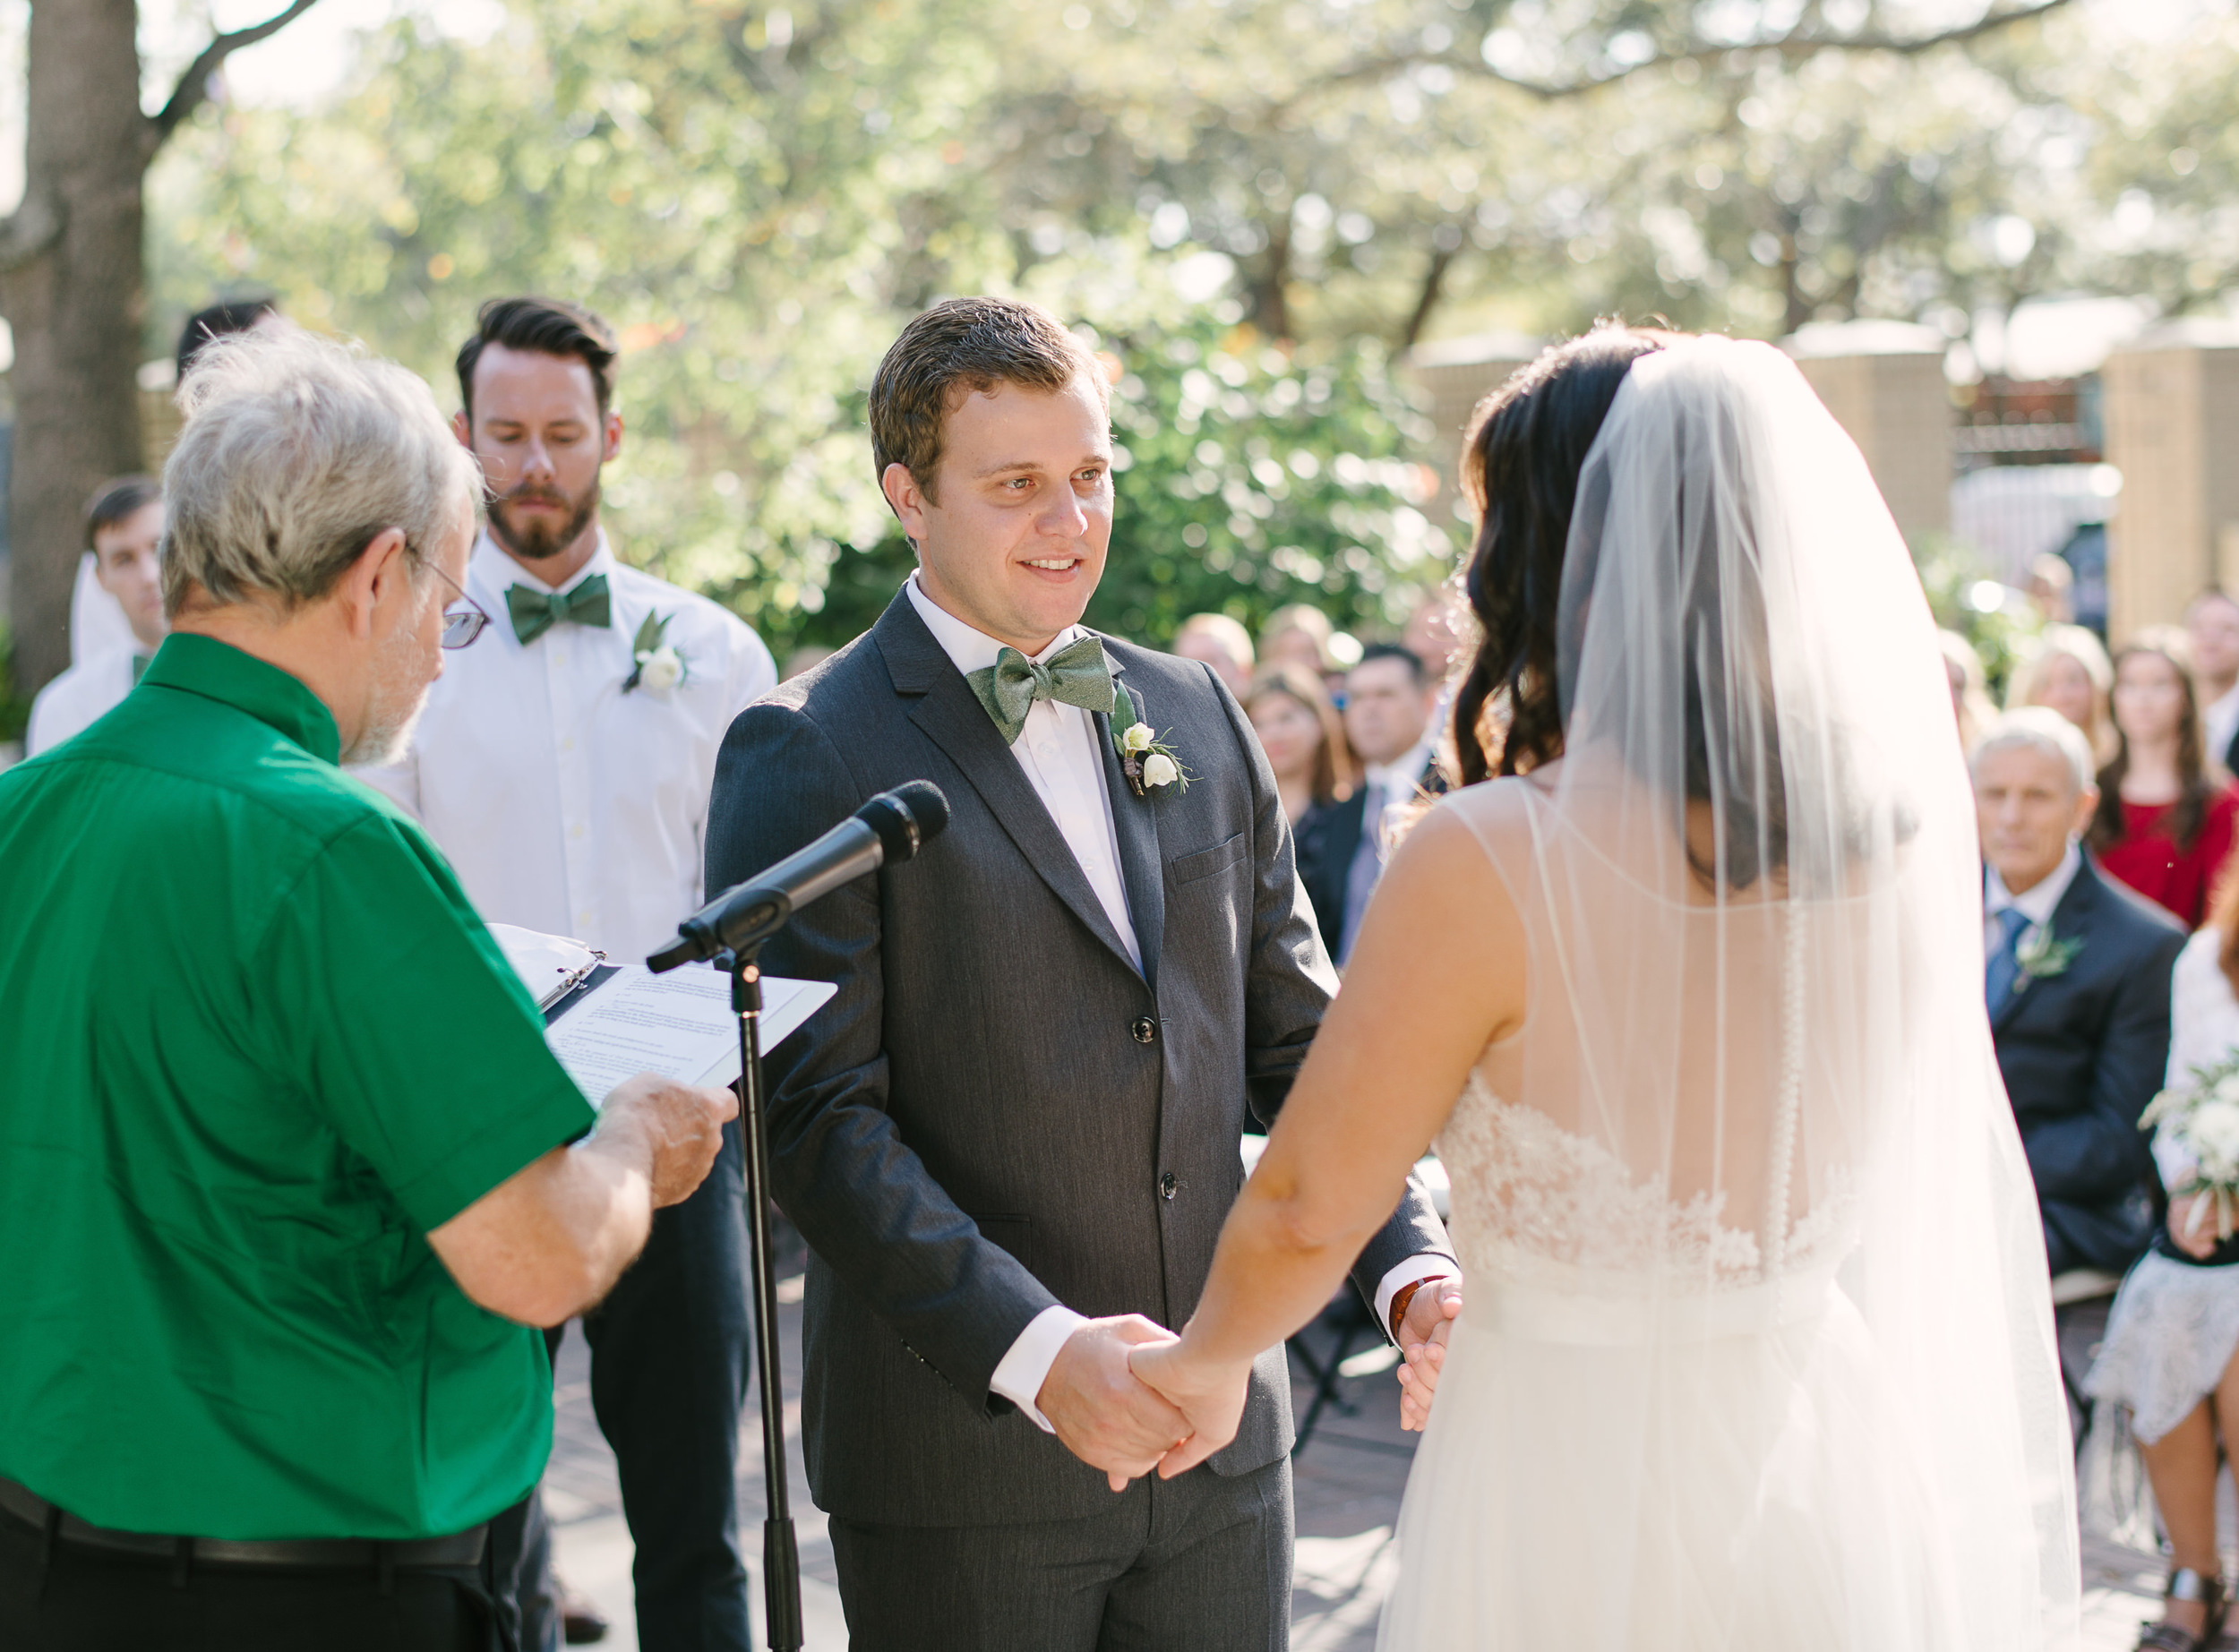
[
  {"xmin": 1983, "ymin": 841, "xmax": 2081, "ymax": 963},
  {"xmin": 902, "ymin": 575, "xmax": 1450, "ymax": 1427},
  {"xmin": 25, "ymin": 649, "xmax": 143, "ymax": 756},
  {"xmin": 356, "ymin": 530, "xmax": 776, "ymax": 963}
]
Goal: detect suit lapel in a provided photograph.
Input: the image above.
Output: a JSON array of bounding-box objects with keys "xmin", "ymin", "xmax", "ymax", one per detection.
[
  {"xmin": 1992, "ymin": 857, "xmax": 2098, "ymax": 1031},
  {"xmin": 1096, "ymin": 651, "xmax": 1164, "ymax": 991},
  {"xmin": 876, "ymin": 594, "xmax": 1145, "ymax": 980}
]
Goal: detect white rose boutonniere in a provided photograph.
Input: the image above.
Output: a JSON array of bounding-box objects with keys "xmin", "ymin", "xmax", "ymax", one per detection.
[
  {"xmin": 624, "ymin": 611, "xmax": 691, "ymax": 697},
  {"xmin": 1111, "ymin": 684, "xmax": 1193, "ymax": 798}
]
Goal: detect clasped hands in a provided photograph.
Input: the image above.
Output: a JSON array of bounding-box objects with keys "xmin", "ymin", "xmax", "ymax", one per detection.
[{"xmin": 1035, "ymin": 1280, "xmax": 1464, "ymax": 1491}]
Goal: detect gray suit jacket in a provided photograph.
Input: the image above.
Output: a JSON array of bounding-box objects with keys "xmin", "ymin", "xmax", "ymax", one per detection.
[{"xmin": 706, "ymin": 589, "xmax": 1453, "ymax": 1527}]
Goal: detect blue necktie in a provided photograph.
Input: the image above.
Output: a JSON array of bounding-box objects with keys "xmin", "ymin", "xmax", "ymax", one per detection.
[{"xmin": 1986, "ymin": 906, "xmax": 2030, "ymax": 1016}]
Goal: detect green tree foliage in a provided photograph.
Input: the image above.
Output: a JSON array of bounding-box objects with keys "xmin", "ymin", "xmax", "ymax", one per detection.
[
  {"xmin": 149, "ymin": 1, "xmax": 1452, "ymax": 655},
  {"xmin": 141, "ymin": 0, "xmax": 2228, "ymax": 659}
]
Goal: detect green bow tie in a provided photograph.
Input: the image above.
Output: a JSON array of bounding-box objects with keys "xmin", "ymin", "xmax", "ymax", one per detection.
[
  {"xmin": 506, "ymin": 574, "xmax": 612, "ymax": 645},
  {"xmin": 966, "ymin": 636, "xmax": 1116, "ymax": 745}
]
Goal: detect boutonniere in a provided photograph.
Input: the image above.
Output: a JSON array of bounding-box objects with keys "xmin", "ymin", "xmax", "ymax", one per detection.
[
  {"xmin": 623, "ymin": 611, "xmax": 689, "ymax": 696},
  {"xmin": 2014, "ymin": 922, "xmax": 2082, "ymax": 986},
  {"xmin": 1111, "ymin": 683, "xmax": 1193, "ymax": 798}
]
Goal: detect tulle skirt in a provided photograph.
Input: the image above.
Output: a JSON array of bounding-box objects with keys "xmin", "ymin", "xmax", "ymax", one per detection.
[{"xmin": 1377, "ymin": 1261, "xmax": 1969, "ymax": 1651}]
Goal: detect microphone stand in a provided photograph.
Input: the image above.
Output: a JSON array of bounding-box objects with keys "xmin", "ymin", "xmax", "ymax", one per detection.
[{"xmin": 718, "ymin": 943, "xmax": 802, "ymax": 1651}]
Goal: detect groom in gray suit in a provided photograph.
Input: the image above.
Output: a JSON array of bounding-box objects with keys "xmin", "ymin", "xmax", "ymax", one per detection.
[{"xmin": 705, "ymin": 297, "xmax": 1456, "ymax": 1650}]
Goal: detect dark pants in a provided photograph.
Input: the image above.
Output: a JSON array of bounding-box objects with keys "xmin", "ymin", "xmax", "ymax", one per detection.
[
  {"xmin": 827, "ymin": 1457, "xmax": 1292, "ymax": 1652},
  {"xmin": 502, "ymin": 1115, "xmax": 753, "ymax": 1652},
  {"xmin": 0, "ymin": 1507, "xmax": 496, "ymax": 1651},
  {"xmin": 2043, "ymin": 1186, "xmax": 2153, "ymax": 1277}
]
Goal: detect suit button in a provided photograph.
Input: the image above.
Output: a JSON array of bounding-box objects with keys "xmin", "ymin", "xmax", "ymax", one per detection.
[
  {"xmin": 1132, "ymin": 1016, "xmax": 1158, "ymax": 1045},
  {"xmin": 1160, "ymin": 1171, "xmax": 1178, "ymax": 1201}
]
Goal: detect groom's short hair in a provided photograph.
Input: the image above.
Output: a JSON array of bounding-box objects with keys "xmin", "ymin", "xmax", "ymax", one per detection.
[{"xmin": 870, "ymin": 297, "xmax": 1105, "ymax": 501}]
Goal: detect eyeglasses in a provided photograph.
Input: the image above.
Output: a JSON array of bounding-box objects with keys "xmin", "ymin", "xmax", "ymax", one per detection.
[{"xmin": 425, "ymin": 561, "xmax": 493, "ymax": 649}]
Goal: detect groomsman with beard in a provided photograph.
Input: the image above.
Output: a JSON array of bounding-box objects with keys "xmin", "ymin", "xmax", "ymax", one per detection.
[{"xmin": 359, "ymin": 296, "xmax": 776, "ymax": 1651}]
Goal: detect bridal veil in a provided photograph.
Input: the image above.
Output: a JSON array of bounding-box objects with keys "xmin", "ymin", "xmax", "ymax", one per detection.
[{"xmin": 1382, "ymin": 338, "xmax": 2080, "ymax": 1648}]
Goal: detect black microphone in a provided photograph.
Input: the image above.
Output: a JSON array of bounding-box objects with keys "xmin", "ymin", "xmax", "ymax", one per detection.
[{"xmin": 647, "ymin": 781, "xmax": 950, "ymax": 972}]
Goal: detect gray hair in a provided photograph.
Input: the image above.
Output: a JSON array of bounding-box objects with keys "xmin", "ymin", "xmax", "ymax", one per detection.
[
  {"xmin": 161, "ymin": 330, "xmax": 479, "ymax": 614},
  {"xmin": 1972, "ymin": 706, "xmax": 2098, "ymax": 797}
]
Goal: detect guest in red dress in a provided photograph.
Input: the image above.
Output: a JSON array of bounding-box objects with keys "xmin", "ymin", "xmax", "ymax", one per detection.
[{"xmin": 2091, "ymin": 626, "xmax": 2239, "ymax": 927}]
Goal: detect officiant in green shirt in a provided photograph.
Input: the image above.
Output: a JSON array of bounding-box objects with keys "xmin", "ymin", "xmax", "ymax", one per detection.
[{"xmin": 0, "ymin": 330, "xmax": 737, "ymax": 1652}]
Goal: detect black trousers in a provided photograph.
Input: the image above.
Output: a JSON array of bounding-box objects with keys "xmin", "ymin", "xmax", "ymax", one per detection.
[
  {"xmin": 828, "ymin": 1457, "xmax": 1292, "ymax": 1652},
  {"xmin": 0, "ymin": 1508, "xmax": 496, "ymax": 1652},
  {"xmin": 502, "ymin": 1114, "xmax": 754, "ymax": 1652}
]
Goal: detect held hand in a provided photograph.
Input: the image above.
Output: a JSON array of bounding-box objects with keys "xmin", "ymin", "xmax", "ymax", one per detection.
[
  {"xmin": 1394, "ymin": 1276, "xmax": 1463, "ymax": 1432},
  {"xmin": 599, "ymin": 1074, "xmax": 739, "ymax": 1207},
  {"xmin": 1037, "ymin": 1316, "xmax": 1193, "ymax": 1494},
  {"xmin": 2168, "ymin": 1191, "xmax": 2230, "ymax": 1261},
  {"xmin": 1127, "ymin": 1337, "xmax": 1251, "ymax": 1479}
]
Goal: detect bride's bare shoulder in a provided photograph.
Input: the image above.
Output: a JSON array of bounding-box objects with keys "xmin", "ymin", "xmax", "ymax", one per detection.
[{"xmin": 1425, "ymin": 766, "xmax": 1558, "ymax": 868}]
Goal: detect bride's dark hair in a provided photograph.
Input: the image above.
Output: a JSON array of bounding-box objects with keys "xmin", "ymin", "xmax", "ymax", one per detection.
[{"xmin": 1450, "ymin": 323, "xmax": 1673, "ymax": 786}]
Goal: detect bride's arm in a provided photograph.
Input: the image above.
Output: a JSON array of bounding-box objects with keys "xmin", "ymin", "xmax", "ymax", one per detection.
[{"xmin": 1133, "ymin": 803, "xmax": 1526, "ymax": 1471}]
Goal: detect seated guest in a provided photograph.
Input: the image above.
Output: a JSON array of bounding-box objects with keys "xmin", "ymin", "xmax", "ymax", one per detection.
[
  {"xmin": 2087, "ymin": 866, "xmax": 2239, "ymax": 1652},
  {"xmin": 1245, "ymin": 666, "xmax": 1356, "ymax": 957},
  {"xmin": 1976, "ymin": 708, "xmax": 2185, "ymax": 1277},
  {"xmin": 2092, "ymin": 629, "xmax": 2239, "ymax": 928},
  {"xmin": 1317, "ymin": 642, "xmax": 1446, "ymax": 966},
  {"xmin": 2010, "ymin": 621, "xmax": 2118, "ymax": 765},
  {"xmin": 1938, "ymin": 629, "xmax": 1998, "ymax": 757},
  {"xmin": 1173, "ymin": 611, "xmax": 1255, "ymax": 697},
  {"xmin": 1260, "ymin": 602, "xmax": 1336, "ymax": 679},
  {"xmin": 2188, "ymin": 586, "xmax": 2239, "ymax": 778},
  {"xmin": 1244, "ymin": 663, "xmax": 1354, "ymax": 825},
  {"xmin": 27, "ymin": 477, "xmax": 167, "ymax": 755},
  {"xmin": 0, "ymin": 330, "xmax": 734, "ymax": 1650}
]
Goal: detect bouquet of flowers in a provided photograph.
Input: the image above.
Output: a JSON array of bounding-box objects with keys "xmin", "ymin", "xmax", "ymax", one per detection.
[{"xmin": 2140, "ymin": 1050, "xmax": 2239, "ymax": 1243}]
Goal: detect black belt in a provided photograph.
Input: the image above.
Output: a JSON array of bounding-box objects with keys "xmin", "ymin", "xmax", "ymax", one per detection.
[{"xmin": 0, "ymin": 1476, "xmax": 487, "ymax": 1570}]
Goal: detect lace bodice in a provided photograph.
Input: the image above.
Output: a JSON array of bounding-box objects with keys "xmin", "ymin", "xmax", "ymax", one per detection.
[{"xmin": 1436, "ymin": 1074, "xmax": 1853, "ymax": 1294}]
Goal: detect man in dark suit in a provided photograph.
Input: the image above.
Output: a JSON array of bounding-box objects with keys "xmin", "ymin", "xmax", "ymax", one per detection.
[
  {"xmin": 706, "ymin": 298, "xmax": 1456, "ymax": 1651},
  {"xmin": 1295, "ymin": 643, "xmax": 1445, "ymax": 964},
  {"xmin": 1976, "ymin": 707, "xmax": 2186, "ymax": 1275},
  {"xmin": 2184, "ymin": 586, "xmax": 2239, "ymax": 775}
]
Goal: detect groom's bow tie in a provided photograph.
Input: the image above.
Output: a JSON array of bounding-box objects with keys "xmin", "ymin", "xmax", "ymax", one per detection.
[
  {"xmin": 967, "ymin": 637, "xmax": 1115, "ymax": 745},
  {"xmin": 505, "ymin": 575, "xmax": 612, "ymax": 645}
]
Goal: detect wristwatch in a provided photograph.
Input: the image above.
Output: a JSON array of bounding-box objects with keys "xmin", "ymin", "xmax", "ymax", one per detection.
[{"xmin": 1389, "ymin": 1275, "xmax": 1450, "ymax": 1341}]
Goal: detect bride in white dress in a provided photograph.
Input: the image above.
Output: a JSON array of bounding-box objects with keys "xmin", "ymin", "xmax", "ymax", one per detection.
[{"xmin": 1132, "ymin": 330, "xmax": 2080, "ymax": 1649}]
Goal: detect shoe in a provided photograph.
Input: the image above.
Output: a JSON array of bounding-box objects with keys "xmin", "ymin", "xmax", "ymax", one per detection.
[
  {"xmin": 2137, "ymin": 1567, "xmax": 2226, "ymax": 1652},
  {"xmin": 557, "ymin": 1577, "xmax": 610, "ymax": 1646}
]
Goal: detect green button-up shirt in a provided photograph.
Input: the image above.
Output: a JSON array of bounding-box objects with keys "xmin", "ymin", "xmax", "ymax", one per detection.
[{"xmin": 0, "ymin": 634, "xmax": 596, "ymax": 1539}]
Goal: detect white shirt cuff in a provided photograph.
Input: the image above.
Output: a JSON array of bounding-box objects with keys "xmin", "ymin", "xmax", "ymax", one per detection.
[
  {"xmin": 989, "ymin": 1305, "xmax": 1090, "ymax": 1432},
  {"xmin": 1374, "ymin": 1254, "xmax": 1459, "ymax": 1343}
]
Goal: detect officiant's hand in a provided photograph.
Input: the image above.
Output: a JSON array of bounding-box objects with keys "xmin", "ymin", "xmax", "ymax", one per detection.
[
  {"xmin": 1039, "ymin": 1315, "xmax": 1193, "ymax": 1493},
  {"xmin": 1394, "ymin": 1276, "xmax": 1463, "ymax": 1432},
  {"xmin": 1126, "ymin": 1338, "xmax": 1250, "ymax": 1478},
  {"xmin": 599, "ymin": 1074, "xmax": 739, "ymax": 1207}
]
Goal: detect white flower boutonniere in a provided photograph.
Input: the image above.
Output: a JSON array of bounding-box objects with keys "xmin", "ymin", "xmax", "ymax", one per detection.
[
  {"xmin": 1112, "ymin": 684, "xmax": 1192, "ymax": 798},
  {"xmin": 624, "ymin": 612, "xmax": 690, "ymax": 697},
  {"xmin": 2014, "ymin": 922, "xmax": 2082, "ymax": 987}
]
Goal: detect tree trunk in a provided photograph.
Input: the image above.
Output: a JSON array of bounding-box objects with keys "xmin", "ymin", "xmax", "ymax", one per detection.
[
  {"xmin": 4, "ymin": 0, "xmax": 146, "ymax": 702},
  {"xmin": 1399, "ymin": 242, "xmax": 1457, "ymax": 352},
  {"xmin": 1248, "ymin": 218, "xmax": 1291, "ymax": 343}
]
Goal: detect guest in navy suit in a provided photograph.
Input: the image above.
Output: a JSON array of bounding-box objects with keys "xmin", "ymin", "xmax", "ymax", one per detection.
[{"xmin": 1976, "ymin": 708, "xmax": 2186, "ymax": 1276}]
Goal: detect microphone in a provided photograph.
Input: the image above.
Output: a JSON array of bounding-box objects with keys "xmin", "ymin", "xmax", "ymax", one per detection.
[{"xmin": 648, "ymin": 781, "xmax": 950, "ymax": 972}]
